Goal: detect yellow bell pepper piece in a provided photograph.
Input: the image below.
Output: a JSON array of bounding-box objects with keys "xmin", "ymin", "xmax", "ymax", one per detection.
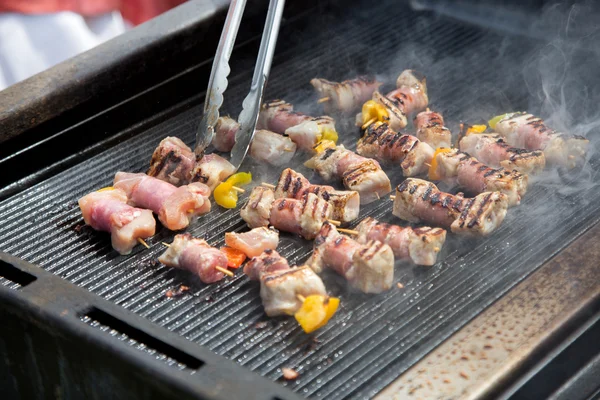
[
  {"xmin": 312, "ymin": 139, "xmax": 337, "ymax": 154},
  {"xmin": 294, "ymin": 295, "xmax": 340, "ymax": 334},
  {"xmin": 361, "ymin": 100, "xmax": 389, "ymax": 125},
  {"xmin": 467, "ymin": 124, "xmax": 487, "ymax": 134},
  {"xmin": 319, "ymin": 128, "xmax": 339, "ymax": 144},
  {"xmin": 97, "ymin": 186, "xmax": 115, "ymax": 192},
  {"xmin": 428, "ymin": 148, "xmax": 453, "ymax": 181},
  {"xmin": 488, "ymin": 113, "xmax": 512, "ymax": 130},
  {"xmin": 214, "ymin": 172, "xmax": 252, "ymax": 209}
]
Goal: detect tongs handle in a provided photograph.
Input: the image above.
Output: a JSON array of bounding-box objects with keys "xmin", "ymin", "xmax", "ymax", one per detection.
[{"xmin": 230, "ymin": 0, "xmax": 286, "ymax": 170}]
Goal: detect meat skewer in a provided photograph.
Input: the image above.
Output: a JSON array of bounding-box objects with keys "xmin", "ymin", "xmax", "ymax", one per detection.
[
  {"xmin": 355, "ymin": 217, "xmax": 446, "ymax": 266},
  {"xmin": 392, "ymin": 178, "xmax": 508, "ymax": 236},
  {"xmin": 189, "ymin": 153, "xmax": 236, "ymax": 191},
  {"xmin": 224, "ymin": 227, "xmax": 279, "ymax": 258},
  {"xmin": 257, "ymin": 100, "xmax": 311, "ymax": 134},
  {"xmin": 307, "ymin": 222, "xmax": 394, "ymax": 294},
  {"xmin": 244, "ymin": 249, "xmax": 290, "ymax": 281},
  {"xmin": 240, "ymin": 186, "xmax": 275, "ymax": 228},
  {"xmin": 357, "ymin": 122, "xmax": 434, "ymax": 177},
  {"xmin": 212, "ymin": 116, "xmax": 240, "ymax": 152},
  {"xmin": 386, "ymin": 69, "xmax": 429, "ymax": 116},
  {"xmin": 78, "ymin": 188, "xmax": 156, "ymax": 255},
  {"xmin": 429, "ymin": 148, "xmax": 528, "ymax": 207},
  {"xmin": 159, "ymin": 234, "xmax": 228, "ymax": 284},
  {"xmin": 113, "ymin": 172, "xmax": 211, "ymax": 230},
  {"xmin": 414, "ymin": 109, "xmax": 452, "ymax": 149},
  {"xmin": 250, "ymin": 130, "xmax": 297, "ymax": 166},
  {"xmin": 310, "ymin": 76, "xmax": 383, "ymax": 113},
  {"xmin": 491, "ymin": 112, "xmax": 589, "ymax": 169},
  {"xmin": 304, "ymin": 145, "xmax": 392, "ymax": 204},
  {"xmin": 148, "ymin": 137, "xmax": 196, "ymax": 186}
]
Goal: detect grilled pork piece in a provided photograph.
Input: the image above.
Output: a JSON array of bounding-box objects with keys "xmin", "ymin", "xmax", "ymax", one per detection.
[
  {"xmin": 274, "ymin": 168, "xmax": 360, "ymax": 222},
  {"xmin": 240, "ymin": 186, "xmax": 275, "ymax": 228},
  {"xmin": 370, "ymin": 90, "xmax": 408, "ymax": 130},
  {"xmin": 257, "ymin": 100, "xmax": 311, "ymax": 134},
  {"xmin": 310, "ymin": 76, "xmax": 383, "ymax": 113},
  {"xmin": 414, "ymin": 110, "xmax": 452, "ymax": 149},
  {"xmin": 393, "ymin": 178, "xmax": 508, "ymax": 236},
  {"xmin": 212, "ymin": 116, "xmax": 240, "ymax": 152},
  {"xmin": 358, "ymin": 122, "xmax": 434, "ymax": 176},
  {"xmin": 270, "ymin": 193, "xmax": 332, "ymax": 240},
  {"xmin": 244, "ymin": 249, "xmax": 290, "ymax": 280},
  {"xmin": 250, "ymin": 130, "xmax": 297, "ymax": 166},
  {"xmin": 260, "ymin": 266, "xmax": 327, "ymax": 316},
  {"xmin": 189, "ymin": 153, "xmax": 236, "ymax": 191},
  {"xmin": 114, "ymin": 172, "xmax": 211, "ymax": 230},
  {"xmin": 493, "ymin": 112, "xmax": 589, "ymax": 169},
  {"xmin": 386, "ymin": 69, "xmax": 429, "ymax": 115},
  {"xmin": 307, "ymin": 222, "xmax": 394, "ymax": 293},
  {"xmin": 159, "ymin": 234, "xmax": 227, "ymax": 284},
  {"xmin": 355, "ymin": 217, "xmax": 446, "ymax": 266},
  {"xmin": 459, "ymin": 131, "xmax": 546, "ymax": 175},
  {"xmin": 430, "ymin": 149, "xmax": 528, "ymax": 207},
  {"xmin": 224, "ymin": 227, "xmax": 279, "ymax": 258},
  {"xmin": 285, "ymin": 116, "xmax": 337, "ymax": 151},
  {"xmin": 78, "ymin": 188, "xmax": 156, "ymax": 255},
  {"xmin": 305, "ymin": 145, "xmax": 392, "ymax": 204},
  {"xmin": 148, "ymin": 136, "xmax": 196, "ymax": 186}
]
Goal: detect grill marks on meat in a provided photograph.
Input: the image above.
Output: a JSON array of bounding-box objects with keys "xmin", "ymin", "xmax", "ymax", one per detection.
[
  {"xmin": 357, "ymin": 123, "xmax": 434, "ymax": 176},
  {"xmin": 258, "ymin": 100, "xmax": 311, "ymax": 134},
  {"xmin": 113, "ymin": 172, "xmax": 211, "ymax": 230},
  {"xmin": 250, "ymin": 130, "xmax": 297, "ymax": 166},
  {"xmin": 393, "ymin": 178, "xmax": 508, "ymax": 236},
  {"xmin": 244, "ymin": 249, "xmax": 290, "ymax": 280},
  {"xmin": 355, "ymin": 217, "xmax": 446, "ymax": 266},
  {"xmin": 159, "ymin": 234, "xmax": 227, "ymax": 284},
  {"xmin": 148, "ymin": 137, "xmax": 196, "ymax": 186},
  {"xmin": 414, "ymin": 110, "xmax": 452, "ymax": 149},
  {"xmin": 386, "ymin": 69, "xmax": 429, "ymax": 116},
  {"xmin": 311, "ymin": 76, "xmax": 382, "ymax": 113},
  {"xmin": 212, "ymin": 116, "xmax": 240, "ymax": 152},
  {"xmin": 494, "ymin": 112, "xmax": 589, "ymax": 169},
  {"xmin": 189, "ymin": 154, "xmax": 236, "ymax": 191},
  {"xmin": 78, "ymin": 189, "xmax": 156, "ymax": 255},
  {"xmin": 241, "ymin": 186, "xmax": 275, "ymax": 228},
  {"xmin": 307, "ymin": 222, "xmax": 394, "ymax": 294},
  {"xmin": 306, "ymin": 145, "xmax": 391, "ymax": 204},
  {"xmin": 431, "ymin": 149, "xmax": 528, "ymax": 207},
  {"xmin": 224, "ymin": 227, "xmax": 279, "ymax": 258}
]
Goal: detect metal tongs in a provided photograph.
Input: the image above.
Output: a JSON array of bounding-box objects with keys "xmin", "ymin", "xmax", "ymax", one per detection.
[{"xmin": 194, "ymin": 0, "xmax": 286, "ymax": 170}]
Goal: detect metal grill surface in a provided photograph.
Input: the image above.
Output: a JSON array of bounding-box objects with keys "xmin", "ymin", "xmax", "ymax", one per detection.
[{"xmin": 1, "ymin": 1, "xmax": 599, "ymax": 398}]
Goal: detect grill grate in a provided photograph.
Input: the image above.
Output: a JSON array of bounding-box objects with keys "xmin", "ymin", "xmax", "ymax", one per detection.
[{"xmin": 1, "ymin": 0, "xmax": 599, "ymax": 398}]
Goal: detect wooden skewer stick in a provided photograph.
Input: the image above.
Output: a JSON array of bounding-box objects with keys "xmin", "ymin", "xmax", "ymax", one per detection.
[
  {"xmin": 434, "ymin": 247, "xmax": 440, "ymax": 252},
  {"xmin": 161, "ymin": 242, "xmax": 171, "ymax": 248},
  {"xmin": 283, "ymin": 148, "xmax": 295, "ymax": 152},
  {"xmin": 328, "ymin": 219, "xmax": 341, "ymax": 226},
  {"xmin": 390, "ymin": 195, "xmax": 396, "ymax": 200},
  {"xmin": 375, "ymin": 192, "xmax": 380, "ymax": 200},
  {"xmin": 297, "ymin": 294, "xmax": 306, "ymax": 303},
  {"xmin": 317, "ymin": 96, "xmax": 330, "ymax": 104},
  {"xmin": 137, "ymin": 238, "xmax": 150, "ymax": 249},
  {"xmin": 215, "ymin": 266, "xmax": 234, "ymax": 277},
  {"xmin": 361, "ymin": 118, "xmax": 377, "ymax": 130},
  {"xmin": 338, "ymin": 228, "xmax": 359, "ymax": 235},
  {"xmin": 232, "ymin": 186, "xmax": 245, "ymax": 193},
  {"xmin": 426, "ymin": 107, "xmax": 430, "ymax": 112},
  {"xmin": 424, "ymin": 162, "xmax": 431, "ymax": 167},
  {"xmin": 261, "ymin": 182, "xmax": 276, "ymax": 189}
]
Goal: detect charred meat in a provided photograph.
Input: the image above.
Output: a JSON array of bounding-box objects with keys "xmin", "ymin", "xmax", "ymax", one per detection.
[
  {"xmin": 244, "ymin": 249, "xmax": 290, "ymax": 281},
  {"xmin": 148, "ymin": 136, "xmax": 196, "ymax": 186},
  {"xmin": 189, "ymin": 153, "xmax": 236, "ymax": 191},
  {"xmin": 414, "ymin": 109, "xmax": 452, "ymax": 149}
]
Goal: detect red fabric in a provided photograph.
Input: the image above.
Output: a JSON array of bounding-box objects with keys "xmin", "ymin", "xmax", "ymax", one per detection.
[{"xmin": 0, "ymin": 0, "xmax": 187, "ymax": 25}]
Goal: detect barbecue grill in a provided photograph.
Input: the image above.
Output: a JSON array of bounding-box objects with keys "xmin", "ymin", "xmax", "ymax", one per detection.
[{"xmin": 1, "ymin": 0, "xmax": 599, "ymax": 399}]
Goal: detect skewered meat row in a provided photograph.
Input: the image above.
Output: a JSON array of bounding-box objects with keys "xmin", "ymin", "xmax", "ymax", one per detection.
[
  {"xmin": 414, "ymin": 109, "xmax": 452, "ymax": 149},
  {"xmin": 244, "ymin": 249, "xmax": 290, "ymax": 281},
  {"xmin": 148, "ymin": 137, "xmax": 196, "ymax": 186},
  {"xmin": 305, "ymin": 145, "xmax": 392, "ymax": 204},
  {"xmin": 459, "ymin": 130, "xmax": 546, "ymax": 175},
  {"xmin": 492, "ymin": 112, "xmax": 589, "ymax": 169},
  {"xmin": 357, "ymin": 122, "xmax": 434, "ymax": 176},
  {"xmin": 307, "ymin": 222, "xmax": 394, "ymax": 294},
  {"xmin": 240, "ymin": 187, "xmax": 332, "ymax": 240},
  {"xmin": 212, "ymin": 116, "xmax": 240, "ymax": 152},
  {"xmin": 159, "ymin": 234, "xmax": 228, "ymax": 284},
  {"xmin": 224, "ymin": 227, "xmax": 279, "ymax": 258},
  {"xmin": 250, "ymin": 130, "xmax": 297, "ymax": 166},
  {"xmin": 392, "ymin": 178, "xmax": 508, "ymax": 236},
  {"xmin": 310, "ymin": 76, "xmax": 383, "ymax": 113},
  {"xmin": 355, "ymin": 217, "xmax": 446, "ymax": 266},
  {"xmin": 113, "ymin": 172, "xmax": 211, "ymax": 230},
  {"xmin": 189, "ymin": 153, "xmax": 236, "ymax": 191},
  {"xmin": 429, "ymin": 149, "xmax": 528, "ymax": 207},
  {"xmin": 273, "ymin": 168, "xmax": 360, "ymax": 222},
  {"xmin": 78, "ymin": 188, "xmax": 156, "ymax": 255}
]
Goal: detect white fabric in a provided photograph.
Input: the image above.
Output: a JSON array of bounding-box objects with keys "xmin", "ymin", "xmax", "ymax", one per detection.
[{"xmin": 0, "ymin": 11, "xmax": 128, "ymax": 90}]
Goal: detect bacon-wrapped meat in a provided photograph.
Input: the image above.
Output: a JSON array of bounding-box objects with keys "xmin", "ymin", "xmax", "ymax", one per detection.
[
  {"xmin": 459, "ymin": 131, "xmax": 546, "ymax": 175},
  {"xmin": 270, "ymin": 193, "xmax": 332, "ymax": 240},
  {"xmin": 78, "ymin": 188, "xmax": 156, "ymax": 255},
  {"xmin": 260, "ymin": 266, "xmax": 327, "ymax": 316},
  {"xmin": 357, "ymin": 122, "xmax": 434, "ymax": 176},
  {"xmin": 305, "ymin": 145, "xmax": 392, "ymax": 204},
  {"xmin": 148, "ymin": 136, "xmax": 196, "ymax": 186},
  {"xmin": 250, "ymin": 129, "xmax": 297, "ymax": 166},
  {"xmin": 310, "ymin": 76, "xmax": 382, "ymax": 113},
  {"xmin": 240, "ymin": 186, "xmax": 275, "ymax": 228},
  {"xmin": 159, "ymin": 234, "xmax": 227, "ymax": 284},
  {"xmin": 307, "ymin": 222, "xmax": 394, "ymax": 293},
  {"xmin": 493, "ymin": 112, "xmax": 589, "ymax": 169},
  {"xmin": 212, "ymin": 116, "xmax": 240, "ymax": 152},
  {"xmin": 244, "ymin": 249, "xmax": 290, "ymax": 280},
  {"xmin": 113, "ymin": 172, "xmax": 211, "ymax": 230},
  {"xmin": 189, "ymin": 153, "xmax": 236, "ymax": 191},
  {"xmin": 430, "ymin": 149, "xmax": 528, "ymax": 207},
  {"xmin": 285, "ymin": 116, "xmax": 337, "ymax": 151},
  {"xmin": 392, "ymin": 178, "xmax": 508, "ymax": 236},
  {"xmin": 257, "ymin": 100, "xmax": 311, "ymax": 134},
  {"xmin": 386, "ymin": 69, "xmax": 428, "ymax": 115},
  {"xmin": 274, "ymin": 168, "xmax": 360, "ymax": 222},
  {"xmin": 355, "ymin": 217, "xmax": 446, "ymax": 266},
  {"xmin": 224, "ymin": 227, "xmax": 279, "ymax": 258},
  {"xmin": 414, "ymin": 110, "xmax": 452, "ymax": 149}
]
